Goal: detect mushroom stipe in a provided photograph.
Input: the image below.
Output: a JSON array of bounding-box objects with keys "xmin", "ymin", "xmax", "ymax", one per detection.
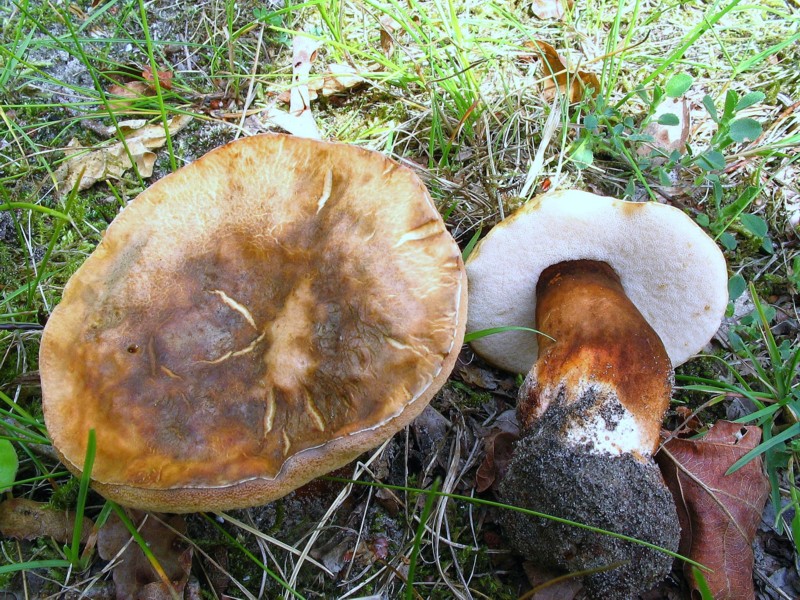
[
  {"xmin": 466, "ymin": 190, "xmax": 728, "ymax": 599},
  {"xmin": 40, "ymin": 134, "xmax": 467, "ymax": 513}
]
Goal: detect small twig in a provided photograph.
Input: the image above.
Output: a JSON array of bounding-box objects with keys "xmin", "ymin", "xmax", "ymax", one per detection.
[{"xmin": 0, "ymin": 323, "xmax": 42, "ymax": 331}]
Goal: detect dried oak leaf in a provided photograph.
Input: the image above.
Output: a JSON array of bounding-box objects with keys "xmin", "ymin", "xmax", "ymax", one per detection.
[
  {"xmin": 54, "ymin": 115, "xmax": 192, "ymax": 195},
  {"xmin": 142, "ymin": 66, "xmax": 174, "ymax": 91},
  {"xmin": 656, "ymin": 421, "xmax": 769, "ymax": 600},
  {"xmin": 97, "ymin": 510, "xmax": 191, "ymax": 600},
  {"xmin": 476, "ymin": 409, "xmax": 520, "ymax": 493},
  {"xmin": 0, "ymin": 497, "xmax": 93, "ymax": 544},
  {"xmin": 522, "ymin": 40, "xmax": 599, "ymax": 103},
  {"xmin": 107, "ymin": 81, "xmax": 155, "ymax": 113}
]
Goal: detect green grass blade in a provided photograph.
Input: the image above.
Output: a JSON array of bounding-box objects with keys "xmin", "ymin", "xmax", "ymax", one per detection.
[
  {"xmin": 0, "ymin": 202, "xmax": 70, "ymax": 221},
  {"xmin": 65, "ymin": 428, "xmax": 96, "ymax": 568},
  {"xmin": 406, "ymin": 478, "xmax": 440, "ymax": 599},
  {"xmin": 726, "ymin": 422, "xmax": 800, "ymax": 475},
  {"xmin": 0, "ymin": 559, "xmax": 73, "ymax": 575},
  {"xmin": 464, "ymin": 326, "xmax": 554, "ymax": 343}
]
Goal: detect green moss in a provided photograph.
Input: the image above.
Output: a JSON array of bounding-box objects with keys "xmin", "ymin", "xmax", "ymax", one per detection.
[
  {"xmin": 0, "ymin": 242, "xmax": 23, "ymax": 291},
  {"xmin": 49, "ymin": 476, "xmax": 79, "ymax": 510},
  {"xmin": 449, "ymin": 381, "xmax": 492, "ymax": 408},
  {"xmin": 0, "ymin": 540, "xmax": 16, "ymax": 588}
]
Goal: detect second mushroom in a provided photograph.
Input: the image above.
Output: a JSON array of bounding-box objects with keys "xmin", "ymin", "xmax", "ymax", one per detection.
[{"xmin": 466, "ymin": 190, "xmax": 728, "ymax": 599}]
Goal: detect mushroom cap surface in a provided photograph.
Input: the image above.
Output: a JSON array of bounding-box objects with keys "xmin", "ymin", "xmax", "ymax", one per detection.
[
  {"xmin": 40, "ymin": 134, "xmax": 467, "ymax": 513},
  {"xmin": 466, "ymin": 190, "xmax": 727, "ymax": 374}
]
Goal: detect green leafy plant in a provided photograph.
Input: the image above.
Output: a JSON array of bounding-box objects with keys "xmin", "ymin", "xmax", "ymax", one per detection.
[
  {"xmin": 254, "ymin": 4, "xmax": 293, "ymax": 46},
  {"xmin": 695, "ymin": 181, "xmax": 774, "ymax": 252},
  {"xmin": 573, "ymin": 67, "xmax": 767, "ymax": 201},
  {"xmin": 788, "ymin": 256, "xmax": 800, "ymax": 294},
  {"xmin": 692, "ymin": 89, "xmax": 764, "ymax": 171}
]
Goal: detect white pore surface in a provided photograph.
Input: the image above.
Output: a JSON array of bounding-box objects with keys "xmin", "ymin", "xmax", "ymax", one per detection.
[{"xmin": 466, "ymin": 190, "xmax": 729, "ymax": 374}]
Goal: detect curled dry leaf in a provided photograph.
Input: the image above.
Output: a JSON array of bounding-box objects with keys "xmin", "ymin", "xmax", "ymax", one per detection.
[
  {"xmin": 262, "ymin": 36, "xmax": 321, "ymax": 139},
  {"xmin": 457, "ymin": 362, "xmax": 500, "ymax": 390},
  {"xmin": 97, "ymin": 510, "xmax": 191, "ymax": 600},
  {"xmin": 476, "ymin": 409, "xmax": 520, "ymax": 493},
  {"xmin": 0, "ymin": 497, "xmax": 93, "ymax": 544},
  {"xmin": 380, "ymin": 15, "xmax": 401, "ymax": 55},
  {"xmin": 277, "ymin": 63, "xmax": 366, "ymax": 104},
  {"xmin": 107, "ymin": 80, "xmax": 154, "ymax": 113},
  {"xmin": 142, "ymin": 66, "xmax": 174, "ymax": 91},
  {"xmin": 322, "ymin": 63, "xmax": 365, "ymax": 96},
  {"xmin": 106, "ymin": 66, "xmax": 173, "ymax": 113},
  {"xmin": 54, "ymin": 115, "xmax": 192, "ymax": 195},
  {"xmin": 521, "ymin": 40, "xmax": 599, "ymax": 103},
  {"xmin": 636, "ymin": 97, "xmax": 690, "ymax": 162},
  {"xmin": 656, "ymin": 421, "xmax": 770, "ymax": 600},
  {"xmin": 528, "ymin": 0, "xmax": 573, "ymax": 21}
]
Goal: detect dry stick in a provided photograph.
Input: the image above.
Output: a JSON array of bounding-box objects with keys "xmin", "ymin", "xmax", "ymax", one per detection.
[
  {"xmin": 235, "ymin": 23, "xmax": 266, "ymax": 139},
  {"xmin": 285, "ymin": 438, "xmax": 393, "ymax": 599}
]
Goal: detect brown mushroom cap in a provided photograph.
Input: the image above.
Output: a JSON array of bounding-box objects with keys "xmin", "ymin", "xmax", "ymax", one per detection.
[{"xmin": 40, "ymin": 134, "xmax": 467, "ymax": 513}]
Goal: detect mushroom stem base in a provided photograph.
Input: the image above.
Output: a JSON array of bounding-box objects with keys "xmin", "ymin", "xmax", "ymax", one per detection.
[{"xmin": 499, "ymin": 423, "xmax": 680, "ymax": 600}]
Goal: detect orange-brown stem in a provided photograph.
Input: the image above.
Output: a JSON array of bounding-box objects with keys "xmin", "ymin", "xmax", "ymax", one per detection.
[{"xmin": 518, "ymin": 260, "xmax": 672, "ymax": 453}]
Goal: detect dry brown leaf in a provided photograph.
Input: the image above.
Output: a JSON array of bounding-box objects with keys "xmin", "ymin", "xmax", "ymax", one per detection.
[
  {"xmin": 522, "ymin": 561, "xmax": 583, "ymax": 600},
  {"xmin": 322, "ymin": 63, "xmax": 365, "ymax": 96},
  {"xmin": 262, "ymin": 36, "xmax": 321, "ymax": 139},
  {"xmin": 0, "ymin": 498, "xmax": 93, "ymax": 544},
  {"xmin": 97, "ymin": 510, "xmax": 191, "ymax": 600},
  {"xmin": 107, "ymin": 66, "xmax": 173, "ymax": 114},
  {"xmin": 107, "ymin": 81, "xmax": 154, "ymax": 113},
  {"xmin": 476, "ymin": 410, "xmax": 520, "ymax": 493},
  {"xmin": 637, "ymin": 97, "xmax": 690, "ymax": 162},
  {"xmin": 54, "ymin": 115, "xmax": 192, "ymax": 195},
  {"xmin": 380, "ymin": 15, "xmax": 401, "ymax": 55},
  {"xmin": 528, "ymin": 0, "xmax": 573, "ymax": 21},
  {"xmin": 142, "ymin": 66, "xmax": 174, "ymax": 91},
  {"xmin": 476, "ymin": 430, "xmax": 518, "ymax": 492},
  {"xmin": 277, "ymin": 63, "xmax": 365, "ymax": 104},
  {"xmin": 656, "ymin": 421, "xmax": 770, "ymax": 600},
  {"xmin": 522, "ymin": 40, "xmax": 599, "ymax": 103}
]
